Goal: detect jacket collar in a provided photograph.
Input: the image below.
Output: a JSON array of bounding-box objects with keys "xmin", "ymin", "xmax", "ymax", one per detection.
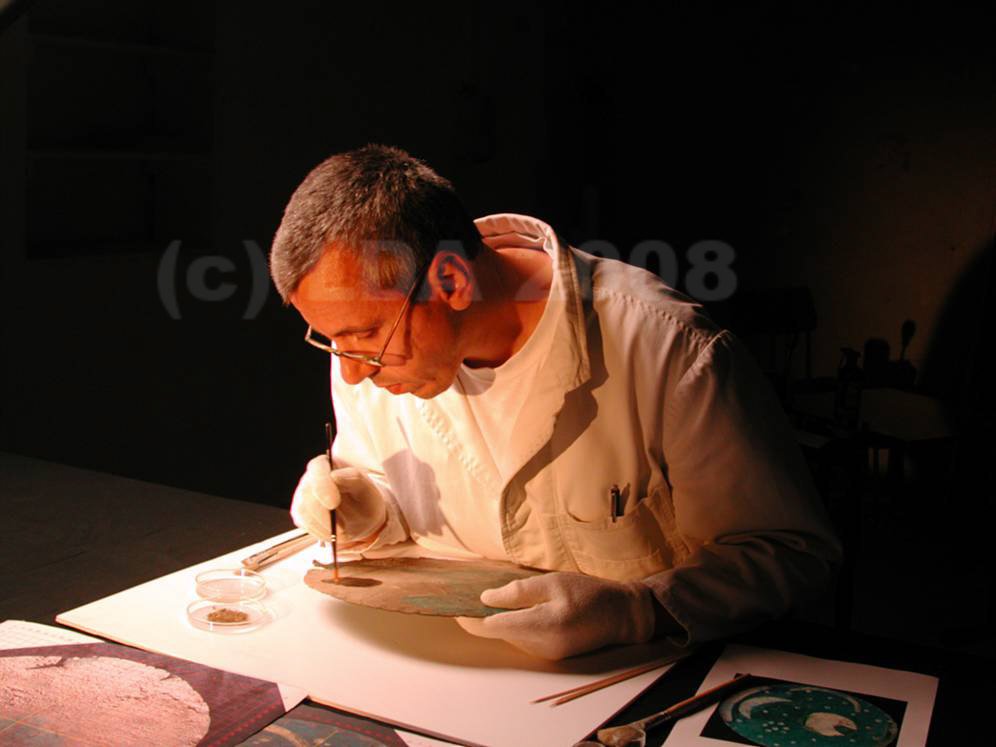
[
  {"xmin": 465, "ymin": 214, "xmax": 593, "ymax": 486},
  {"xmin": 472, "ymin": 213, "xmax": 591, "ymax": 392},
  {"xmin": 412, "ymin": 213, "xmax": 595, "ymax": 493}
]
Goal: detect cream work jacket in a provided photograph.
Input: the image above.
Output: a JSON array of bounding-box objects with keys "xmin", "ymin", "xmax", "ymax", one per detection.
[{"xmin": 330, "ymin": 213, "xmax": 841, "ymax": 644}]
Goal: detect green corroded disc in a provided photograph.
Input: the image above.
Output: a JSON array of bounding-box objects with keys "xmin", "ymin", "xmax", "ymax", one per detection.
[
  {"xmin": 304, "ymin": 557, "xmax": 543, "ymax": 617},
  {"xmin": 719, "ymin": 683, "xmax": 899, "ymax": 747}
]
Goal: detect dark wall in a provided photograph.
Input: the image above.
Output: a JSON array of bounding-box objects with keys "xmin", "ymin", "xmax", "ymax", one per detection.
[{"xmin": 2, "ymin": 2, "xmax": 993, "ymax": 506}]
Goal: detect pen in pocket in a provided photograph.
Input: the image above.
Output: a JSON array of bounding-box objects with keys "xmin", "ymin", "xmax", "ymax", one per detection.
[{"xmin": 610, "ymin": 484, "xmax": 622, "ymax": 522}]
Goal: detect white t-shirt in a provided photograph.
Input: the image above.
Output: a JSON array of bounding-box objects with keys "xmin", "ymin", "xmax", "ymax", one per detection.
[{"xmin": 451, "ymin": 250, "xmax": 562, "ymax": 558}]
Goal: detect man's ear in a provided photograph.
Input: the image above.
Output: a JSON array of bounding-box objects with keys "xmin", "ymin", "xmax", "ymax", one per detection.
[{"xmin": 427, "ymin": 251, "xmax": 475, "ymax": 311}]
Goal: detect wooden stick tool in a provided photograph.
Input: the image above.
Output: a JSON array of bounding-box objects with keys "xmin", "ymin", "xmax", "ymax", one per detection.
[{"xmin": 533, "ymin": 649, "xmax": 695, "ymax": 706}]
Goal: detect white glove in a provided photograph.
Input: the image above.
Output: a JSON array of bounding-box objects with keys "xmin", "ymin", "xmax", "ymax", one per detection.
[
  {"xmin": 455, "ymin": 571, "xmax": 657, "ymax": 660},
  {"xmin": 289, "ymin": 455, "xmax": 387, "ymax": 546}
]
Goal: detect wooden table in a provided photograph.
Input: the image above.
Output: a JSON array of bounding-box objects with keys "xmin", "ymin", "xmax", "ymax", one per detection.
[{"xmin": 0, "ymin": 452, "xmax": 985, "ymax": 745}]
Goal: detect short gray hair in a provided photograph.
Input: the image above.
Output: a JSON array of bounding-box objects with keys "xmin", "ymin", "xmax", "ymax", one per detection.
[{"xmin": 269, "ymin": 144, "xmax": 482, "ymax": 303}]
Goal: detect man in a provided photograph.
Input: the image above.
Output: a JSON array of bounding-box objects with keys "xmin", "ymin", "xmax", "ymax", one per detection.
[{"xmin": 269, "ymin": 144, "xmax": 840, "ymax": 660}]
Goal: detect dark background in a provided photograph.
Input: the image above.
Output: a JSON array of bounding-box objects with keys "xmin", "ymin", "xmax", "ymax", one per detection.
[{"xmin": 1, "ymin": 0, "xmax": 994, "ymax": 636}]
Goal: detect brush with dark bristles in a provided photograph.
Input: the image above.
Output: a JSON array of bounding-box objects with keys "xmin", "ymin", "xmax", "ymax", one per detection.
[{"xmin": 325, "ymin": 420, "xmax": 339, "ymax": 582}]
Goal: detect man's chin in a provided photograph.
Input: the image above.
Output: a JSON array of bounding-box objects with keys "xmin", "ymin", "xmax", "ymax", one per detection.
[
  {"xmin": 381, "ymin": 371, "xmax": 454, "ymax": 399},
  {"xmin": 381, "ymin": 381, "xmax": 429, "ymax": 398},
  {"xmin": 410, "ymin": 380, "xmax": 448, "ymax": 399}
]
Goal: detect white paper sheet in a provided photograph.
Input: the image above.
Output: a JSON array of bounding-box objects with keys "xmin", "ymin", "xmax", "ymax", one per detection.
[
  {"xmin": 0, "ymin": 619, "xmax": 102, "ymax": 647},
  {"xmin": 664, "ymin": 644, "xmax": 938, "ymax": 746},
  {"xmin": 57, "ymin": 530, "xmax": 680, "ymax": 747}
]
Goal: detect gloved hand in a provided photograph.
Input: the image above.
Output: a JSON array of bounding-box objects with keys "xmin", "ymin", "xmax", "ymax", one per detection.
[
  {"xmin": 289, "ymin": 455, "xmax": 387, "ymax": 547},
  {"xmin": 455, "ymin": 571, "xmax": 657, "ymax": 660}
]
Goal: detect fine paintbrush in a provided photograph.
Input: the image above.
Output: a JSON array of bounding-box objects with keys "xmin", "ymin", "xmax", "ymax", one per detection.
[
  {"xmin": 325, "ymin": 421, "xmax": 340, "ymax": 582},
  {"xmin": 586, "ymin": 673, "xmax": 756, "ymax": 746}
]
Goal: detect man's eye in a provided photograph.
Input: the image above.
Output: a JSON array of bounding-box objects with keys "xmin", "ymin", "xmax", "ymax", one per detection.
[{"xmin": 341, "ymin": 330, "xmax": 377, "ymax": 347}]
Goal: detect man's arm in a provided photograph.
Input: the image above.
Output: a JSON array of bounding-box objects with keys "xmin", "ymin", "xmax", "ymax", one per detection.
[
  {"xmin": 289, "ymin": 360, "xmax": 411, "ymax": 551},
  {"xmin": 329, "ymin": 359, "xmax": 412, "ymax": 551},
  {"xmin": 458, "ymin": 329, "xmax": 839, "ymax": 659},
  {"xmin": 645, "ymin": 329, "xmax": 842, "ymax": 645}
]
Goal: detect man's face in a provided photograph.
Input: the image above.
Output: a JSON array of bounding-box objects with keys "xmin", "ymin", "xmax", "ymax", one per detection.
[{"xmin": 291, "ymin": 248, "xmax": 465, "ymax": 399}]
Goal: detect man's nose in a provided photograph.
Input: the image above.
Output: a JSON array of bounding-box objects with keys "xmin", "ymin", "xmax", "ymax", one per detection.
[{"xmin": 339, "ymin": 356, "xmax": 379, "ymax": 385}]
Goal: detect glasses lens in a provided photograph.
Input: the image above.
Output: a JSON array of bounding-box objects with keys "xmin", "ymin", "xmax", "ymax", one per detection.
[
  {"xmin": 369, "ymin": 352, "xmax": 407, "ymax": 367},
  {"xmin": 306, "ymin": 328, "xmax": 334, "ymax": 350},
  {"xmin": 338, "ymin": 350, "xmax": 407, "ymax": 367},
  {"xmin": 308, "ymin": 329, "xmax": 406, "ymax": 367}
]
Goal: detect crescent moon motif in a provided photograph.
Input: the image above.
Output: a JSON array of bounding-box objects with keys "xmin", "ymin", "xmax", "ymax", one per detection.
[
  {"xmin": 719, "ymin": 685, "xmax": 766, "ymax": 722},
  {"xmin": 804, "ymin": 711, "xmax": 859, "ymax": 736},
  {"xmin": 737, "ymin": 695, "xmax": 794, "ymax": 719}
]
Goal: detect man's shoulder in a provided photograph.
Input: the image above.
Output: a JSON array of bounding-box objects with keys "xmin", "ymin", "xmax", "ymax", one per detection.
[{"xmin": 575, "ymin": 248, "xmax": 721, "ymax": 348}]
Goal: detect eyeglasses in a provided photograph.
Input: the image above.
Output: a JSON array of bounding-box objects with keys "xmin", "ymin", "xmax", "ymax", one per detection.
[{"xmin": 304, "ymin": 266, "xmax": 426, "ymax": 368}]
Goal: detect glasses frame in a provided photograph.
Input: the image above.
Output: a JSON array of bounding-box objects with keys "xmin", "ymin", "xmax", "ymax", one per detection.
[{"xmin": 304, "ymin": 265, "xmax": 427, "ymax": 368}]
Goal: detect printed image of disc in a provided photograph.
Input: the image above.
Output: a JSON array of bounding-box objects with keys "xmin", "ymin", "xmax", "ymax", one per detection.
[
  {"xmin": 0, "ymin": 654, "xmax": 210, "ymax": 745},
  {"xmin": 0, "ymin": 642, "xmax": 289, "ymax": 747},
  {"xmin": 719, "ymin": 683, "xmax": 899, "ymax": 746},
  {"xmin": 304, "ymin": 557, "xmax": 543, "ymax": 617}
]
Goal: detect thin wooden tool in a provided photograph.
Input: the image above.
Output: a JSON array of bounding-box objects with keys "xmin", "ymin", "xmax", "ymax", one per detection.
[
  {"xmin": 325, "ymin": 421, "xmax": 340, "ymax": 583},
  {"xmin": 533, "ymin": 649, "xmax": 693, "ymax": 706}
]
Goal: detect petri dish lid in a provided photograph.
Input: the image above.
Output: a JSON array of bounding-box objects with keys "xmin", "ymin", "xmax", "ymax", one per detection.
[
  {"xmin": 186, "ymin": 599, "xmax": 270, "ymax": 633},
  {"xmin": 195, "ymin": 568, "xmax": 266, "ymax": 602}
]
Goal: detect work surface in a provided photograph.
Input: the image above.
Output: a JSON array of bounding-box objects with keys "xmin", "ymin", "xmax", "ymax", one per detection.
[{"xmin": 0, "ymin": 452, "xmax": 986, "ymax": 745}]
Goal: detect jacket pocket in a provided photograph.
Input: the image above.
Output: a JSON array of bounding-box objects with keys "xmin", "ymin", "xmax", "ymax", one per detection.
[{"xmin": 559, "ymin": 486, "xmax": 676, "ymax": 581}]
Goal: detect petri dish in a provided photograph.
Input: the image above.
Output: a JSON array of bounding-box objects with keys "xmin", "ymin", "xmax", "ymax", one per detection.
[
  {"xmin": 186, "ymin": 599, "xmax": 270, "ymax": 633},
  {"xmin": 195, "ymin": 568, "xmax": 266, "ymax": 602}
]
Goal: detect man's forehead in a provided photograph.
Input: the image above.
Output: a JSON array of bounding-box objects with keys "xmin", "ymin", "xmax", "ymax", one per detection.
[{"xmin": 293, "ymin": 245, "xmax": 390, "ymax": 304}]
